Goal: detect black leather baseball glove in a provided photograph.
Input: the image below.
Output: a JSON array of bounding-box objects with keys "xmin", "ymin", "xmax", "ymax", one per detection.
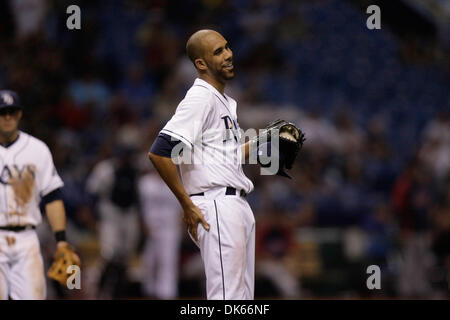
[
  {"xmin": 265, "ymin": 119, "xmax": 306, "ymax": 169},
  {"xmin": 253, "ymin": 119, "xmax": 306, "ymax": 178}
]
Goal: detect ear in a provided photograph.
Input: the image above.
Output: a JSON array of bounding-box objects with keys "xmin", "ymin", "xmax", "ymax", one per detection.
[
  {"xmin": 194, "ymin": 58, "xmax": 207, "ymax": 71},
  {"xmin": 17, "ymin": 110, "xmax": 23, "ymax": 120}
]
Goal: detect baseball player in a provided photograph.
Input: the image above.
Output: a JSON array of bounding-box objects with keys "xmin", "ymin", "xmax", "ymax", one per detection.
[
  {"xmin": 0, "ymin": 90, "xmax": 78, "ymax": 299},
  {"xmin": 86, "ymin": 143, "xmax": 141, "ymax": 298},
  {"xmin": 148, "ymin": 30, "xmax": 255, "ymax": 299},
  {"xmin": 147, "ymin": 29, "xmax": 305, "ymax": 300},
  {"xmin": 138, "ymin": 166, "xmax": 182, "ymax": 299},
  {"xmin": 148, "ymin": 29, "xmax": 305, "ymax": 299}
]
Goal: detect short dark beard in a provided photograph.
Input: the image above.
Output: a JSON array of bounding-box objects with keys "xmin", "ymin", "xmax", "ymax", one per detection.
[
  {"xmin": 216, "ymin": 68, "xmax": 234, "ymax": 82},
  {"xmin": 205, "ymin": 60, "xmax": 234, "ymax": 83}
]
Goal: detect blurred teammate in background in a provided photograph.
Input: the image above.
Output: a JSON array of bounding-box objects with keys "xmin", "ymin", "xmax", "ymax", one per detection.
[
  {"xmin": 138, "ymin": 164, "xmax": 182, "ymax": 299},
  {"xmin": 86, "ymin": 141, "xmax": 141, "ymax": 298}
]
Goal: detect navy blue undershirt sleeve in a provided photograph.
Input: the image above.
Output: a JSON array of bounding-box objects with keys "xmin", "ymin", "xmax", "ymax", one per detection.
[{"xmin": 149, "ymin": 133, "xmax": 182, "ymax": 158}]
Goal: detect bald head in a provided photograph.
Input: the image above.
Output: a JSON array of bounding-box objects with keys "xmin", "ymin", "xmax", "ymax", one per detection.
[
  {"xmin": 186, "ymin": 29, "xmax": 222, "ymax": 65},
  {"xmin": 185, "ymin": 29, "xmax": 234, "ymax": 87}
]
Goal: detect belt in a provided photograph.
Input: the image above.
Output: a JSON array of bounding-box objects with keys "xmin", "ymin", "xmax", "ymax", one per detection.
[
  {"xmin": 190, "ymin": 187, "xmax": 247, "ymax": 198},
  {"xmin": 0, "ymin": 225, "xmax": 36, "ymax": 232}
]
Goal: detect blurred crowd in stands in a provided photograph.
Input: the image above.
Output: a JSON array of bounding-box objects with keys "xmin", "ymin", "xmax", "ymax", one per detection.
[{"xmin": 0, "ymin": 0, "xmax": 448, "ymax": 299}]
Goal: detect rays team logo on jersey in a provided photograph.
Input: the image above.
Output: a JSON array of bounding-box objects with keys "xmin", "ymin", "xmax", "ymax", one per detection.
[
  {"xmin": 0, "ymin": 164, "xmax": 36, "ymax": 185},
  {"xmin": 222, "ymin": 115, "xmax": 239, "ymax": 142},
  {"xmin": 0, "ymin": 164, "xmax": 36, "ymax": 208}
]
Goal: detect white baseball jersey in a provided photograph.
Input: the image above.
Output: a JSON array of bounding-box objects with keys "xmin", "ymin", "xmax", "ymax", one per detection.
[
  {"xmin": 0, "ymin": 131, "xmax": 64, "ymax": 227},
  {"xmin": 159, "ymin": 78, "xmax": 256, "ymax": 300},
  {"xmin": 161, "ymin": 78, "xmax": 254, "ymax": 196}
]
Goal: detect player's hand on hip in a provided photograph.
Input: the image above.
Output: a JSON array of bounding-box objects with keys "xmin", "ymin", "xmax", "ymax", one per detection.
[{"xmin": 182, "ymin": 203, "xmax": 210, "ymax": 242}]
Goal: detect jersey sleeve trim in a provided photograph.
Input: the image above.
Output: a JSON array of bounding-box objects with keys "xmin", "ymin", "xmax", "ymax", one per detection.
[
  {"xmin": 40, "ymin": 188, "xmax": 63, "ymax": 206},
  {"xmin": 160, "ymin": 129, "xmax": 194, "ymax": 149},
  {"xmin": 149, "ymin": 133, "xmax": 182, "ymax": 158},
  {"xmin": 40, "ymin": 180, "xmax": 64, "ymax": 198}
]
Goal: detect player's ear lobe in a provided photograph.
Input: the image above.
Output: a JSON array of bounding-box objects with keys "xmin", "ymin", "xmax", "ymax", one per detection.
[{"xmin": 195, "ymin": 58, "xmax": 207, "ymax": 71}]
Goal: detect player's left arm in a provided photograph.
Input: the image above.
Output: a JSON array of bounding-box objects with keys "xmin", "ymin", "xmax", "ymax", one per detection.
[
  {"xmin": 38, "ymin": 144, "xmax": 80, "ymax": 285},
  {"xmin": 44, "ymin": 190, "xmax": 81, "ymax": 285},
  {"xmin": 41, "ymin": 188, "xmax": 72, "ymax": 250},
  {"xmin": 37, "ymin": 144, "xmax": 69, "ymax": 245},
  {"xmin": 45, "ymin": 197, "xmax": 68, "ymax": 248}
]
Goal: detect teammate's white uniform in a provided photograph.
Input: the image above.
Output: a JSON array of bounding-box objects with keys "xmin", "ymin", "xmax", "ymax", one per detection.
[
  {"xmin": 0, "ymin": 131, "xmax": 64, "ymax": 299},
  {"xmin": 138, "ymin": 171, "xmax": 181, "ymax": 299},
  {"xmin": 161, "ymin": 78, "xmax": 255, "ymax": 299}
]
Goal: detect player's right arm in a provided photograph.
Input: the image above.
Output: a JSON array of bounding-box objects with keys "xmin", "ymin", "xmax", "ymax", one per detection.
[{"xmin": 148, "ymin": 134, "xmax": 210, "ymax": 242}]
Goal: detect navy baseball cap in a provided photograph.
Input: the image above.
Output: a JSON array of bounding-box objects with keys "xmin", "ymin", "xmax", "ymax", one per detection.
[
  {"xmin": 257, "ymin": 141, "xmax": 292, "ymax": 179},
  {"xmin": 0, "ymin": 90, "xmax": 22, "ymax": 109}
]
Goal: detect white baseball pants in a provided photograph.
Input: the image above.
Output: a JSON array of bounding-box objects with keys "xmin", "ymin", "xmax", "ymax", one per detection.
[
  {"xmin": 191, "ymin": 187, "xmax": 255, "ymax": 300},
  {"xmin": 0, "ymin": 229, "xmax": 46, "ymax": 300}
]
